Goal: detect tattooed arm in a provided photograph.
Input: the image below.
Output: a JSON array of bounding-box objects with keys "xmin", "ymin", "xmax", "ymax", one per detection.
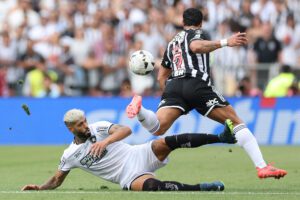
[
  {"xmin": 190, "ymin": 32, "xmax": 248, "ymax": 53},
  {"xmin": 22, "ymin": 170, "xmax": 69, "ymax": 191},
  {"xmin": 89, "ymin": 124, "xmax": 132, "ymax": 156}
]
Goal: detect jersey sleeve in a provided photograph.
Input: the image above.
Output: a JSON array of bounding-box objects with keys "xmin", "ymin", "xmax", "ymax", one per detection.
[
  {"xmin": 58, "ymin": 156, "xmax": 73, "ymax": 172},
  {"xmin": 188, "ymin": 29, "xmax": 204, "ymax": 45},
  {"xmin": 161, "ymin": 49, "xmax": 172, "ymax": 69},
  {"xmin": 91, "ymin": 121, "xmax": 114, "ymax": 137}
]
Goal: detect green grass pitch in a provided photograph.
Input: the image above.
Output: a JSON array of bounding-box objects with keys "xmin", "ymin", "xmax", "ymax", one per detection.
[{"xmin": 0, "ymin": 145, "xmax": 299, "ymax": 200}]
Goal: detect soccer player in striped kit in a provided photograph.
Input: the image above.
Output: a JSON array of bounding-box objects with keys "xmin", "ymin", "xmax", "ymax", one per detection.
[{"xmin": 126, "ymin": 8, "xmax": 287, "ymax": 179}]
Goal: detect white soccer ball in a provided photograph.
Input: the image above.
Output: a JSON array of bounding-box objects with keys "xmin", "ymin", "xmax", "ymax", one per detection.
[{"xmin": 129, "ymin": 50, "xmax": 155, "ymax": 75}]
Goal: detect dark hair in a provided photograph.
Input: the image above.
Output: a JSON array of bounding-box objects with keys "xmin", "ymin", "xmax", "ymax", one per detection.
[
  {"xmin": 281, "ymin": 64, "xmax": 292, "ymax": 73},
  {"xmin": 183, "ymin": 8, "xmax": 203, "ymax": 26}
]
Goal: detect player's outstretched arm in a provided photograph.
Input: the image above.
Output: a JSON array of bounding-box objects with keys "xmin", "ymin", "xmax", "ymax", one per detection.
[
  {"xmin": 21, "ymin": 170, "xmax": 69, "ymax": 191},
  {"xmin": 190, "ymin": 32, "xmax": 248, "ymax": 53}
]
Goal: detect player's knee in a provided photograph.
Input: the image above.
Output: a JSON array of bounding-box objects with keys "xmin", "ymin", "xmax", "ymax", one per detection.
[
  {"xmin": 153, "ymin": 120, "xmax": 169, "ymax": 136},
  {"xmin": 142, "ymin": 178, "xmax": 163, "ymax": 191},
  {"xmin": 152, "ymin": 139, "xmax": 171, "ymax": 161}
]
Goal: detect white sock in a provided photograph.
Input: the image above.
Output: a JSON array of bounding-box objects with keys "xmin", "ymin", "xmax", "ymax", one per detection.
[
  {"xmin": 234, "ymin": 124, "xmax": 267, "ymax": 169},
  {"xmin": 137, "ymin": 106, "xmax": 160, "ymax": 134}
]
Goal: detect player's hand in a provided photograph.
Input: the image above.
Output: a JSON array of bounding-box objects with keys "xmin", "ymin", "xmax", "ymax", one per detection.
[
  {"xmin": 227, "ymin": 32, "xmax": 248, "ymax": 47},
  {"xmin": 89, "ymin": 141, "xmax": 108, "ymax": 157},
  {"xmin": 21, "ymin": 184, "xmax": 40, "ymax": 191}
]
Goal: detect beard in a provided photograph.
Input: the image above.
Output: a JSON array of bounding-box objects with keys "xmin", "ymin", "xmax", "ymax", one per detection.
[{"xmin": 76, "ymin": 128, "xmax": 91, "ymax": 141}]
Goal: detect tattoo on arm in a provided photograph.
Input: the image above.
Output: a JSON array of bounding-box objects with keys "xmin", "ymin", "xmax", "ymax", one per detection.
[
  {"xmin": 108, "ymin": 124, "xmax": 124, "ymax": 135},
  {"xmin": 190, "ymin": 40, "xmax": 221, "ymax": 53},
  {"xmin": 39, "ymin": 171, "xmax": 69, "ymax": 190}
]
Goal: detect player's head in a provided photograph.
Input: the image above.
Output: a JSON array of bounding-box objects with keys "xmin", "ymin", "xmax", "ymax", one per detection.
[
  {"xmin": 64, "ymin": 109, "xmax": 91, "ymax": 138},
  {"xmin": 183, "ymin": 8, "xmax": 203, "ymax": 27}
]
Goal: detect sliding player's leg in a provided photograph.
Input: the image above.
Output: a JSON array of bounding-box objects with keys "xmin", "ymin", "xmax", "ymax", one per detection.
[{"xmin": 130, "ymin": 174, "xmax": 224, "ymax": 191}]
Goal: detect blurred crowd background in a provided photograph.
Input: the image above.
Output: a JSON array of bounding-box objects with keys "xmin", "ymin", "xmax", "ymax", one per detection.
[{"xmin": 0, "ymin": 0, "xmax": 300, "ymax": 98}]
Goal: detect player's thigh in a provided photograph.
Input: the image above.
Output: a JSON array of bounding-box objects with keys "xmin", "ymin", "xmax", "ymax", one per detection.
[
  {"xmin": 130, "ymin": 174, "xmax": 156, "ymax": 191},
  {"xmin": 151, "ymin": 138, "xmax": 172, "ymax": 162},
  {"xmin": 155, "ymin": 107, "xmax": 182, "ymax": 135},
  {"xmin": 207, "ymin": 105, "xmax": 243, "ymax": 125}
]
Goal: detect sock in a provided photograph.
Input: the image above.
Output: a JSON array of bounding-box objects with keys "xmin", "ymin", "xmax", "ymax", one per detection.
[
  {"xmin": 137, "ymin": 106, "xmax": 160, "ymax": 134},
  {"xmin": 165, "ymin": 133, "xmax": 221, "ymax": 150},
  {"xmin": 142, "ymin": 178, "xmax": 200, "ymax": 191},
  {"xmin": 162, "ymin": 181, "xmax": 200, "ymax": 191},
  {"xmin": 234, "ymin": 124, "xmax": 267, "ymax": 168}
]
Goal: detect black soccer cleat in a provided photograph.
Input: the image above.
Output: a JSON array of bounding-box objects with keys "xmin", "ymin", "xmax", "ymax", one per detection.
[
  {"xmin": 200, "ymin": 181, "xmax": 225, "ymax": 191},
  {"xmin": 218, "ymin": 119, "xmax": 237, "ymax": 144}
]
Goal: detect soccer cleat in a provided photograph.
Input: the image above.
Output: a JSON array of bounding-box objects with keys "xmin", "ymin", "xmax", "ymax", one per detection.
[
  {"xmin": 126, "ymin": 94, "xmax": 142, "ymax": 118},
  {"xmin": 218, "ymin": 119, "xmax": 237, "ymax": 144},
  {"xmin": 200, "ymin": 181, "xmax": 225, "ymax": 191},
  {"xmin": 256, "ymin": 164, "xmax": 287, "ymax": 179}
]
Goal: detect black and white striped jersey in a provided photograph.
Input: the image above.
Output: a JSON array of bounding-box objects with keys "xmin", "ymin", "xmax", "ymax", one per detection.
[{"xmin": 161, "ymin": 28, "xmax": 211, "ymax": 83}]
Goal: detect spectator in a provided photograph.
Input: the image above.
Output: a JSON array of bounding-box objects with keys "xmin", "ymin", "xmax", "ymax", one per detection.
[
  {"xmin": 17, "ymin": 39, "xmax": 45, "ymax": 73},
  {"xmin": 252, "ymin": 22, "xmax": 282, "ymax": 89},
  {"xmin": 237, "ymin": 0, "xmax": 254, "ymax": 32},
  {"xmin": 0, "ymin": 0, "xmax": 298, "ymax": 97},
  {"xmin": 59, "ymin": 37, "xmax": 85, "ymax": 96},
  {"xmin": 0, "ymin": 31, "xmax": 18, "ymax": 96},
  {"xmin": 6, "ymin": 0, "xmax": 40, "ymax": 31},
  {"xmin": 119, "ymin": 78, "xmax": 133, "ymax": 97},
  {"xmin": 0, "ymin": 0, "xmax": 16, "ymax": 32},
  {"xmin": 250, "ymin": 0, "xmax": 276, "ymax": 23},
  {"xmin": 22, "ymin": 60, "xmax": 46, "ymax": 97},
  {"xmin": 100, "ymin": 39, "xmax": 126, "ymax": 95},
  {"xmin": 70, "ymin": 28, "xmax": 90, "ymax": 67},
  {"xmin": 236, "ymin": 76, "xmax": 262, "ymax": 97},
  {"xmin": 275, "ymin": 13, "xmax": 300, "ymax": 67},
  {"xmin": 36, "ymin": 72, "xmax": 61, "ymax": 98},
  {"xmin": 264, "ymin": 65, "xmax": 297, "ymax": 97},
  {"xmin": 253, "ymin": 22, "xmax": 282, "ymax": 63}
]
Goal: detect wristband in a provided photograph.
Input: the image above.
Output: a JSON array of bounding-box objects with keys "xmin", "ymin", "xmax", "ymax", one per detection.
[{"xmin": 220, "ymin": 39, "xmax": 228, "ymax": 47}]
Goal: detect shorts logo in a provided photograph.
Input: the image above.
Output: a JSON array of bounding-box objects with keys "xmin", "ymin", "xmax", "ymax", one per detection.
[{"xmin": 206, "ymin": 98, "xmax": 219, "ymax": 107}]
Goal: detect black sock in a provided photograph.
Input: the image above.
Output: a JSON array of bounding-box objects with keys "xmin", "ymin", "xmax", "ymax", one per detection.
[
  {"xmin": 165, "ymin": 133, "xmax": 221, "ymax": 150},
  {"xmin": 162, "ymin": 181, "xmax": 200, "ymax": 191},
  {"xmin": 142, "ymin": 178, "xmax": 200, "ymax": 191}
]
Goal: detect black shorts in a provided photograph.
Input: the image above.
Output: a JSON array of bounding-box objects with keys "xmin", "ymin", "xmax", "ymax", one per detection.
[{"xmin": 158, "ymin": 77, "xmax": 229, "ymax": 116}]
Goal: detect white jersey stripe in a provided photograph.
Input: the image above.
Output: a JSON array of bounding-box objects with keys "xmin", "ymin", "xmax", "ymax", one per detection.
[
  {"xmin": 184, "ymin": 33, "xmax": 194, "ymax": 69},
  {"xmin": 196, "ymin": 54, "xmax": 204, "ymax": 72}
]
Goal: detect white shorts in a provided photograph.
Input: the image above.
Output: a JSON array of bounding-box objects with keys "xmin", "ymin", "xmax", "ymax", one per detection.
[{"xmin": 120, "ymin": 141, "xmax": 169, "ymax": 190}]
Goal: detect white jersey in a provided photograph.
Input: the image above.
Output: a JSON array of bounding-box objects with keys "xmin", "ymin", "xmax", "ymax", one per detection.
[
  {"xmin": 58, "ymin": 121, "xmax": 168, "ymax": 189},
  {"xmin": 58, "ymin": 121, "xmax": 133, "ymax": 187}
]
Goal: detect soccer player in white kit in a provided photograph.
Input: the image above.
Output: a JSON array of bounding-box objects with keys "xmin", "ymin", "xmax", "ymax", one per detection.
[{"xmin": 22, "ymin": 108, "xmax": 236, "ymax": 191}]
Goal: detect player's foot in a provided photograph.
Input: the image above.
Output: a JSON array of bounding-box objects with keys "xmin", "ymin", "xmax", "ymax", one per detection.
[
  {"xmin": 256, "ymin": 164, "xmax": 287, "ymax": 179},
  {"xmin": 200, "ymin": 181, "xmax": 224, "ymax": 191},
  {"xmin": 218, "ymin": 119, "xmax": 237, "ymax": 144},
  {"xmin": 126, "ymin": 94, "xmax": 142, "ymax": 118}
]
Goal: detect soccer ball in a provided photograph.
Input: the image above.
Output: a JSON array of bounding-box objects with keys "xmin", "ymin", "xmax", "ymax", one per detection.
[{"xmin": 129, "ymin": 50, "xmax": 155, "ymax": 75}]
